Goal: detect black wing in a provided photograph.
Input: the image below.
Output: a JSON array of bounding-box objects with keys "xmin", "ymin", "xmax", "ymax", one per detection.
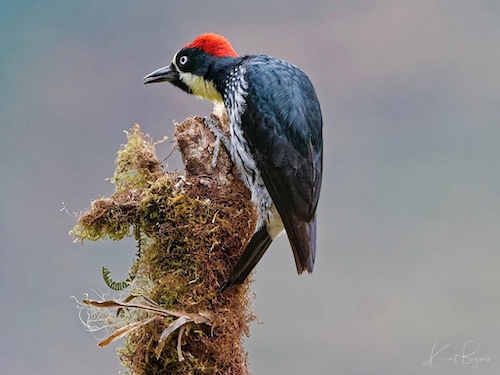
[{"xmin": 241, "ymin": 55, "xmax": 323, "ymax": 273}]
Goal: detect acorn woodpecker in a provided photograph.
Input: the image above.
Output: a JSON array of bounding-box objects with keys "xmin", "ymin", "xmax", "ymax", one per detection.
[{"xmin": 144, "ymin": 33, "xmax": 323, "ymax": 291}]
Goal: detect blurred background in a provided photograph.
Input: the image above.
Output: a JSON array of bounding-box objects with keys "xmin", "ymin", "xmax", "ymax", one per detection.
[{"xmin": 1, "ymin": 1, "xmax": 500, "ymax": 374}]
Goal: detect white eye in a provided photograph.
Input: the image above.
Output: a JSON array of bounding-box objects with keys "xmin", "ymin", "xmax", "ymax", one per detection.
[{"xmin": 179, "ymin": 55, "xmax": 188, "ymax": 65}]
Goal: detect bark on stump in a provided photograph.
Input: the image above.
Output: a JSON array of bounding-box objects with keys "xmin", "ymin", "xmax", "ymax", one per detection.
[{"xmin": 72, "ymin": 114, "xmax": 256, "ymax": 375}]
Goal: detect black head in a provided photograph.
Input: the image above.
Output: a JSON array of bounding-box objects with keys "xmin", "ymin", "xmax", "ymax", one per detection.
[{"xmin": 144, "ymin": 33, "xmax": 239, "ymax": 102}]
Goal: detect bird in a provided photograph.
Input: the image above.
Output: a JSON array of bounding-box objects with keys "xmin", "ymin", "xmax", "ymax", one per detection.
[{"xmin": 144, "ymin": 33, "xmax": 323, "ymax": 291}]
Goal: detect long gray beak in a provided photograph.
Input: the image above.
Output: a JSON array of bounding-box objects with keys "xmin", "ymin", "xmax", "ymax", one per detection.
[{"xmin": 143, "ymin": 64, "xmax": 178, "ymax": 84}]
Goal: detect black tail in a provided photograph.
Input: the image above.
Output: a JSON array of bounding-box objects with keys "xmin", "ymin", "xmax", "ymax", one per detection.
[
  {"xmin": 282, "ymin": 213, "xmax": 316, "ymax": 274},
  {"xmin": 218, "ymin": 226, "xmax": 273, "ymax": 292}
]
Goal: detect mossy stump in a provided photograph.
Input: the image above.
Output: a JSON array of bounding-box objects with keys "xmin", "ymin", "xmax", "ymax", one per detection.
[{"xmin": 72, "ymin": 114, "xmax": 256, "ymax": 375}]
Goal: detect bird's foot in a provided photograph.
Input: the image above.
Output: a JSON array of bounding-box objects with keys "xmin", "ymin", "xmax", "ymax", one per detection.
[{"xmin": 203, "ymin": 115, "xmax": 232, "ymax": 171}]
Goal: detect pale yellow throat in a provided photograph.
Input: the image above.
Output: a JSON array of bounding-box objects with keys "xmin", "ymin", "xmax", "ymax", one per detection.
[{"xmin": 179, "ymin": 71, "xmax": 223, "ymax": 103}]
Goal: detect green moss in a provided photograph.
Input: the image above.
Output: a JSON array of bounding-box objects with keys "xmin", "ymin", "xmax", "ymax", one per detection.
[
  {"xmin": 73, "ymin": 122, "xmax": 256, "ymax": 375},
  {"xmin": 112, "ymin": 125, "xmax": 164, "ymax": 192}
]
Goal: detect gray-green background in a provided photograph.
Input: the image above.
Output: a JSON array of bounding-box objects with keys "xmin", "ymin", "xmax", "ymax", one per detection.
[{"xmin": 1, "ymin": 1, "xmax": 499, "ymax": 374}]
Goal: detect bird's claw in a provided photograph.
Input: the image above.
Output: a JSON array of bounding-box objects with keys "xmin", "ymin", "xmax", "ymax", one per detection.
[{"xmin": 203, "ymin": 116, "xmax": 231, "ymax": 171}]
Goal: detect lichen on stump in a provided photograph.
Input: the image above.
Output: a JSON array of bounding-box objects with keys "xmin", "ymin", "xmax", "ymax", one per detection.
[{"xmin": 72, "ymin": 115, "xmax": 257, "ymax": 375}]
